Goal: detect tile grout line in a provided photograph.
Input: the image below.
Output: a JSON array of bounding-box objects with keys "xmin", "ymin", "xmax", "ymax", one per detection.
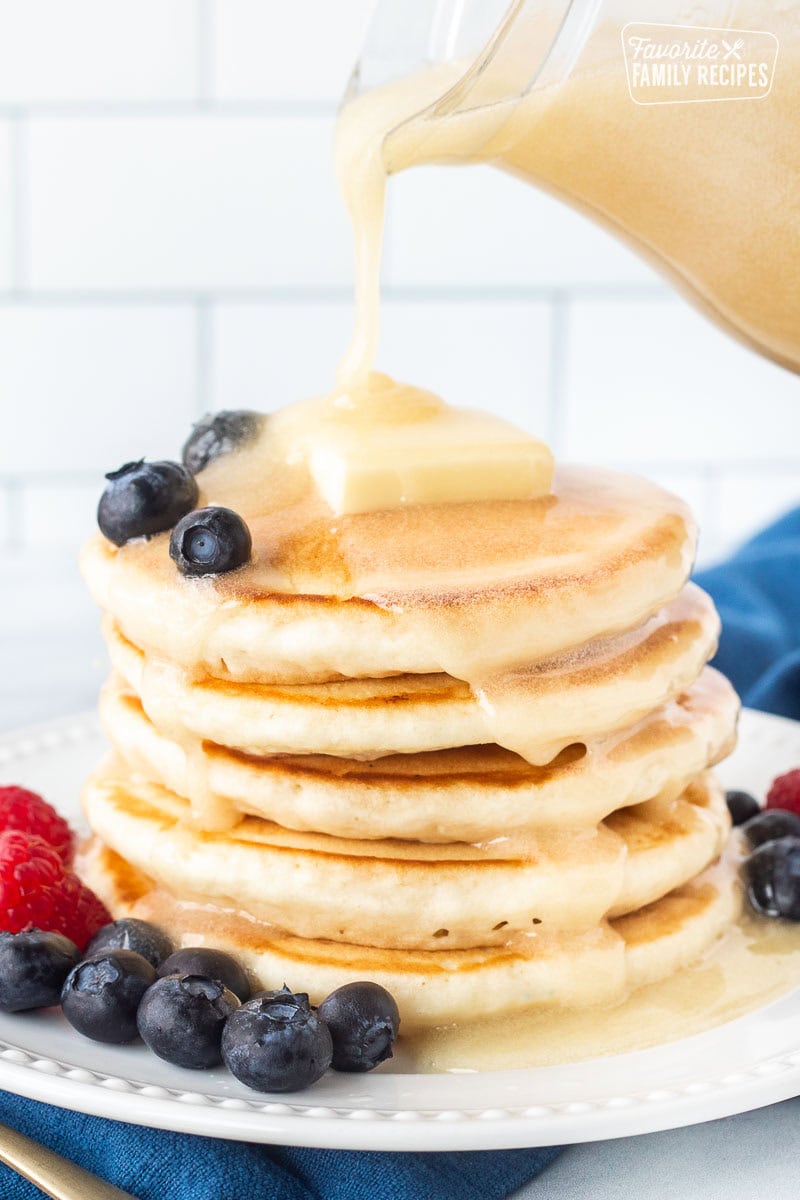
[
  {"xmin": 0, "ymin": 472, "xmax": 103, "ymax": 487},
  {"xmin": 0, "ymin": 283, "xmax": 671, "ymax": 306},
  {"xmin": 4, "ymin": 480, "xmax": 25, "ymax": 551},
  {"xmin": 194, "ymin": 299, "xmax": 214, "ymax": 416},
  {"xmin": 546, "ymin": 293, "xmax": 570, "ymax": 455},
  {"xmin": 0, "ymin": 483, "xmax": 10, "ymax": 551},
  {"xmin": 195, "ymin": 0, "xmax": 214, "ymax": 104},
  {"xmin": 9, "ymin": 113, "xmax": 29, "ymax": 293},
  {"xmin": 0, "ymin": 100, "xmax": 338, "ymax": 119},
  {"xmin": 702, "ymin": 461, "xmax": 720, "ymax": 559}
]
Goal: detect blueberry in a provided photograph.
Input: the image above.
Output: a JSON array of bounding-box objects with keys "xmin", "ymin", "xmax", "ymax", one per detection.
[
  {"xmin": 182, "ymin": 411, "xmax": 264, "ymax": 475},
  {"xmin": 98, "ymin": 460, "xmax": 198, "ymax": 547},
  {"xmin": 317, "ymin": 981, "xmax": 400, "ymax": 1072},
  {"xmin": 221, "ymin": 987, "xmax": 333, "ymax": 1093},
  {"xmin": 725, "ymin": 789, "xmax": 761, "ymax": 827},
  {"xmin": 742, "ymin": 808, "xmax": 800, "ymax": 848},
  {"xmin": 87, "ymin": 919, "xmax": 173, "ymax": 969},
  {"xmin": 157, "ymin": 947, "xmax": 250, "ymax": 1002},
  {"xmin": 745, "ymin": 836, "xmax": 800, "ymax": 919},
  {"xmin": 137, "ymin": 973, "xmax": 240, "ymax": 1069},
  {"xmin": 61, "ymin": 950, "xmax": 156, "ymax": 1043},
  {"xmin": 0, "ymin": 929, "xmax": 81, "ymax": 1013},
  {"xmin": 169, "ymin": 507, "xmax": 252, "ymax": 577}
]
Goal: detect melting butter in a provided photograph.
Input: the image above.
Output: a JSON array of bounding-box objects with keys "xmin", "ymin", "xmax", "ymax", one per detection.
[{"xmin": 270, "ymin": 372, "xmax": 553, "ymax": 516}]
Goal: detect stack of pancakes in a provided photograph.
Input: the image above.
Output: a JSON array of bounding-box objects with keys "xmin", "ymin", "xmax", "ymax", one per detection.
[{"xmin": 80, "ymin": 438, "xmax": 740, "ymax": 1028}]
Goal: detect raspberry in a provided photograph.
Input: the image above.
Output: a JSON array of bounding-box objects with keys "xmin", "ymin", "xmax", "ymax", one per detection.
[
  {"xmin": 0, "ymin": 786, "xmax": 75, "ymax": 864},
  {"xmin": 58, "ymin": 874, "xmax": 113, "ymax": 953},
  {"xmin": 766, "ymin": 769, "xmax": 800, "ymax": 820},
  {"xmin": 0, "ymin": 830, "xmax": 110, "ymax": 951}
]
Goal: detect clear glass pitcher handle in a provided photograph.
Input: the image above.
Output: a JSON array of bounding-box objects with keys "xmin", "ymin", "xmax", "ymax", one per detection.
[
  {"xmin": 347, "ymin": 0, "xmax": 512, "ymax": 94},
  {"xmin": 346, "ymin": 1, "xmax": 604, "ymax": 110}
]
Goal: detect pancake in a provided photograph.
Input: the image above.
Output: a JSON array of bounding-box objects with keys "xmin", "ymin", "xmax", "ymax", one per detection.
[
  {"xmin": 81, "ymin": 463, "xmax": 696, "ymax": 685},
  {"xmin": 103, "ymin": 584, "xmax": 718, "ymax": 763},
  {"xmin": 99, "ymin": 667, "xmax": 739, "ymax": 838},
  {"xmin": 80, "ymin": 838, "xmax": 742, "ymax": 1028},
  {"xmin": 79, "ymin": 421, "xmax": 738, "ymax": 1032},
  {"xmin": 82, "ymin": 765, "xmax": 730, "ymax": 951}
]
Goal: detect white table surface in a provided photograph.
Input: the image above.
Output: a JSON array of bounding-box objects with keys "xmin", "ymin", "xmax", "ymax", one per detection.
[
  {"xmin": 2, "ymin": 560, "xmax": 798, "ymax": 1199},
  {"xmin": 510, "ymin": 1099, "xmax": 799, "ymax": 1198}
]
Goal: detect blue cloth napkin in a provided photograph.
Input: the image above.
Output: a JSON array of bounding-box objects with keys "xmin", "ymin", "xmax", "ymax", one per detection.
[
  {"xmin": 0, "ymin": 1090, "xmax": 561, "ymax": 1199},
  {"xmin": 1, "ymin": 505, "xmax": 798, "ymax": 1200},
  {"xmin": 695, "ymin": 505, "xmax": 800, "ymax": 718}
]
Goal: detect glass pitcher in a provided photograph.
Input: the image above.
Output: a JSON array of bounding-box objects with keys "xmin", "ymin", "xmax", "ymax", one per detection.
[{"xmin": 345, "ymin": 0, "xmax": 799, "ymax": 373}]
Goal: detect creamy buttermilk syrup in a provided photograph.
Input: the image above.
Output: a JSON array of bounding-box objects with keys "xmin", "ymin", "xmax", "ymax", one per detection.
[{"xmin": 406, "ymin": 903, "xmax": 800, "ymax": 1072}]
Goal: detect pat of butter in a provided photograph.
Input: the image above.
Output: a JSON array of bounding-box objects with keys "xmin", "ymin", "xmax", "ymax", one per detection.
[{"xmin": 272, "ymin": 375, "xmax": 554, "ymax": 515}]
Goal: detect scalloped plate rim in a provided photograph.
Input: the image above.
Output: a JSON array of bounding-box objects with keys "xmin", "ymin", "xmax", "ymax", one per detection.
[{"xmin": 0, "ymin": 706, "xmax": 797, "ymax": 1150}]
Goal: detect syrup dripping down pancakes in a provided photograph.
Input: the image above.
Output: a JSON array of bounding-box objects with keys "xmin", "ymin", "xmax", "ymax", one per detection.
[{"xmin": 80, "ymin": 424, "xmax": 740, "ymax": 1026}]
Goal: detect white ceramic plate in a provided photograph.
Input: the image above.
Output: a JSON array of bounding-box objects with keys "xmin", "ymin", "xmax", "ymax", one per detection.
[{"xmin": 0, "ymin": 708, "xmax": 798, "ymax": 1151}]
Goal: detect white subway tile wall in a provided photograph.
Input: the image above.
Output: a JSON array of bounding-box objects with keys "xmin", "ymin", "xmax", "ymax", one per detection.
[
  {"xmin": 715, "ymin": 472, "xmax": 800, "ymax": 554},
  {"xmin": 0, "ymin": 120, "xmax": 12, "ymax": 287},
  {"xmin": 378, "ymin": 300, "xmax": 554, "ymax": 436},
  {"xmin": 211, "ymin": 301, "xmax": 354, "ymax": 410},
  {"xmin": 563, "ymin": 299, "xmax": 800, "ymax": 465},
  {"xmin": 386, "ymin": 166, "xmax": 657, "ymax": 288},
  {"xmin": 0, "ymin": 306, "xmax": 197, "ymax": 473},
  {"xmin": 0, "ymin": 0, "xmax": 199, "ymax": 103},
  {"xmin": 0, "ymin": 0, "xmax": 798, "ymax": 585},
  {"xmin": 20, "ymin": 481, "xmax": 101, "ymax": 554},
  {"xmin": 211, "ymin": 0, "xmax": 373, "ymax": 102},
  {"xmin": 27, "ymin": 116, "xmax": 350, "ymax": 290},
  {"xmin": 0, "ymin": 487, "xmax": 8, "ymax": 547}
]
